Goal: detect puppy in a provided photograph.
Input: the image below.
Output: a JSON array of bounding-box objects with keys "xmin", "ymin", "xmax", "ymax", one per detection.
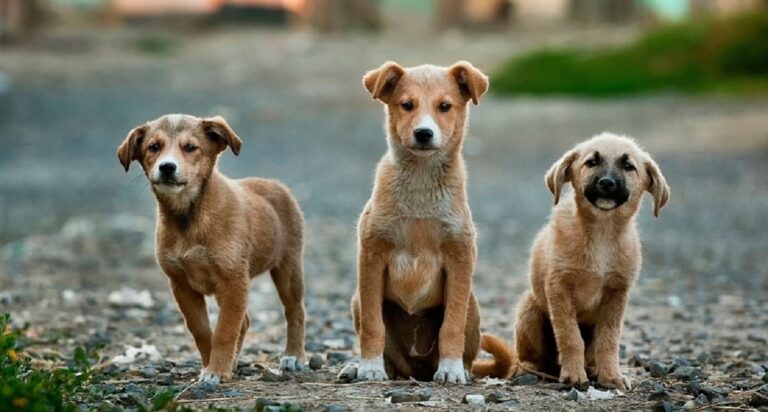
[
  {"xmin": 117, "ymin": 114, "xmax": 306, "ymax": 384},
  {"xmin": 350, "ymin": 61, "xmax": 500, "ymax": 384},
  {"xmin": 476, "ymin": 133, "xmax": 670, "ymax": 389}
]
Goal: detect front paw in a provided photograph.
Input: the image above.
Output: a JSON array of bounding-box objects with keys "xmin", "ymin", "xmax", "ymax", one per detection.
[
  {"xmin": 433, "ymin": 358, "xmax": 469, "ymax": 385},
  {"xmin": 279, "ymin": 356, "xmax": 305, "ymax": 372},
  {"xmin": 559, "ymin": 366, "xmax": 588, "ymax": 390},
  {"xmin": 199, "ymin": 368, "xmax": 231, "ymax": 385},
  {"xmin": 597, "ymin": 373, "xmax": 631, "ymax": 390},
  {"xmin": 357, "ymin": 356, "xmax": 388, "ymax": 381}
]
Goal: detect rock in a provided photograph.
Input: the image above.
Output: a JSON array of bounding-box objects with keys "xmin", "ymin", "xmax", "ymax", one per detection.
[
  {"xmin": 486, "ymin": 390, "xmax": 514, "ymax": 403},
  {"xmin": 700, "ymin": 386, "xmax": 729, "ymax": 400},
  {"xmin": 564, "ymin": 388, "xmax": 581, "ymax": 401},
  {"xmin": 649, "ymin": 361, "xmax": 668, "ymax": 378},
  {"xmin": 238, "ymin": 366, "xmax": 261, "ymax": 376},
  {"xmin": 539, "ymin": 383, "xmax": 570, "ymax": 391},
  {"xmin": 697, "ymin": 351, "xmax": 711, "ymax": 365},
  {"xmin": 322, "ymin": 405, "xmax": 348, "ymax": 412},
  {"xmin": 696, "ymin": 394, "xmax": 709, "ymax": 404},
  {"xmin": 309, "ymin": 354, "xmax": 324, "ymax": 370},
  {"xmin": 649, "ymin": 388, "xmax": 669, "ymax": 401},
  {"xmin": 386, "ymin": 388, "xmax": 432, "ymax": 403},
  {"xmin": 336, "ymin": 364, "xmax": 357, "ymax": 383},
  {"xmin": 140, "ymin": 365, "xmax": 157, "ymax": 378},
  {"xmin": 651, "ymin": 400, "xmax": 674, "ymax": 412},
  {"xmin": 510, "ymin": 373, "xmax": 538, "ymax": 386},
  {"xmin": 628, "ymin": 353, "xmax": 650, "ymax": 368},
  {"xmin": 669, "ymin": 366, "xmax": 701, "ymax": 381},
  {"xmin": 261, "ymin": 370, "xmax": 289, "ymax": 382},
  {"xmin": 326, "ymin": 352, "xmax": 351, "ymax": 365},
  {"xmin": 463, "ymin": 394, "xmax": 485, "ymax": 406}
]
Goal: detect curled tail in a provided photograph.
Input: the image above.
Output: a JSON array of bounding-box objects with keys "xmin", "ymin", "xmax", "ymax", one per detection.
[{"xmin": 471, "ymin": 334, "xmax": 514, "ymax": 379}]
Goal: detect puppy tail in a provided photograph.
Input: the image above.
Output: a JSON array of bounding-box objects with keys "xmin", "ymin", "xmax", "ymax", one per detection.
[{"xmin": 471, "ymin": 333, "xmax": 514, "ymax": 379}]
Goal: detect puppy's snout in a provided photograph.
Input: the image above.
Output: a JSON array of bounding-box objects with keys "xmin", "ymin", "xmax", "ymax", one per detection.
[
  {"xmin": 598, "ymin": 177, "xmax": 616, "ymax": 192},
  {"xmin": 159, "ymin": 162, "xmax": 177, "ymax": 176},
  {"xmin": 413, "ymin": 128, "xmax": 434, "ymax": 144}
]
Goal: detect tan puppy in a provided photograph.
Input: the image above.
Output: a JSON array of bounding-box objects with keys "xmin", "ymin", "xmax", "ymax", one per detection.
[
  {"xmin": 476, "ymin": 133, "xmax": 670, "ymax": 389},
  {"xmin": 350, "ymin": 61, "xmax": 492, "ymax": 384},
  {"xmin": 117, "ymin": 114, "xmax": 306, "ymax": 384}
]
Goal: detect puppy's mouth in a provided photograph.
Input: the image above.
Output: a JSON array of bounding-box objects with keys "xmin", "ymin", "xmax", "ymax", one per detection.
[
  {"xmin": 408, "ymin": 145, "xmax": 439, "ymax": 156},
  {"xmin": 151, "ymin": 180, "xmax": 187, "ymax": 188},
  {"xmin": 584, "ymin": 186, "xmax": 629, "ymax": 211}
]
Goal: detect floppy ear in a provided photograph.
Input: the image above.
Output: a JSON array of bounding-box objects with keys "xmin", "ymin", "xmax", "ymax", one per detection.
[
  {"xmin": 117, "ymin": 124, "xmax": 148, "ymax": 172},
  {"xmin": 545, "ymin": 149, "xmax": 579, "ymax": 205},
  {"xmin": 644, "ymin": 157, "xmax": 670, "ymax": 217},
  {"xmin": 363, "ymin": 61, "xmax": 405, "ymax": 103},
  {"xmin": 201, "ymin": 116, "xmax": 242, "ymax": 156},
  {"xmin": 449, "ymin": 61, "xmax": 489, "ymax": 105}
]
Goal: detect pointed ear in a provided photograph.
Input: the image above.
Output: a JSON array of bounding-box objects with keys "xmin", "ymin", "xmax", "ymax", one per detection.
[
  {"xmin": 363, "ymin": 61, "xmax": 405, "ymax": 103},
  {"xmin": 644, "ymin": 157, "xmax": 670, "ymax": 217},
  {"xmin": 201, "ymin": 116, "xmax": 242, "ymax": 156},
  {"xmin": 117, "ymin": 124, "xmax": 148, "ymax": 172},
  {"xmin": 545, "ymin": 149, "xmax": 579, "ymax": 205},
  {"xmin": 449, "ymin": 61, "xmax": 489, "ymax": 105}
]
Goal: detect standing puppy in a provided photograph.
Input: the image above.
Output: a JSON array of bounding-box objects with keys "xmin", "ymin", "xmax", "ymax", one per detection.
[
  {"xmin": 351, "ymin": 61, "xmax": 491, "ymax": 384},
  {"xmin": 482, "ymin": 133, "xmax": 670, "ymax": 389},
  {"xmin": 117, "ymin": 114, "xmax": 306, "ymax": 384}
]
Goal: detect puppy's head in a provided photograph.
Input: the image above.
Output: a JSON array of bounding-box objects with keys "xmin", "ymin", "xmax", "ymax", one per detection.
[
  {"xmin": 117, "ymin": 114, "xmax": 241, "ymax": 200},
  {"xmin": 546, "ymin": 133, "xmax": 670, "ymax": 217},
  {"xmin": 363, "ymin": 61, "xmax": 488, "ymax": 157}
]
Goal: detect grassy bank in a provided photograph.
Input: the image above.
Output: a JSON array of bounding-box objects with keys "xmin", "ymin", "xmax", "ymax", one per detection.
[{"xmin": 493, "ymin": 11, "xmax": 768, "ymax": 97}]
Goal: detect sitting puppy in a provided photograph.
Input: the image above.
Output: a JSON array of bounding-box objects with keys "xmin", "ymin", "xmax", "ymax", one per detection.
[
  {"xmin": 117, "ymin": 114, "xmax": 306, "ymax": 384},
  {"xmin": 350, "ymin": 61, "xmax": 501, "ymax": 384},
  {"xmin": 483, "ymin": 133, "xmax": 670, "ymax": 389}
]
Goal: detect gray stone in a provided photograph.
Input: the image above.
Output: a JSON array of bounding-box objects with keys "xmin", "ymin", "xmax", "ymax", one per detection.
[
  {"xmin": 463, "ymin": 394, "xmax": 485, "ymax": 406},
  {"xmin": 309, "ymin": 354, "xmax": 324, "ymax": 370},
  {"xmin": 510, "ymin": 373, "xmax": 538, "ymax": 386},
  {"xmin": 649, "ymin": 361, "xmax": 668, "ymax": 378}
]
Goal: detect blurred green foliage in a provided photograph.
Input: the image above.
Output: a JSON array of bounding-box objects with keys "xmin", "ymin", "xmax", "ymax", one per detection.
[{"xmin": 493, "ymin": 11, "xmax": 768, "ymax": 96}]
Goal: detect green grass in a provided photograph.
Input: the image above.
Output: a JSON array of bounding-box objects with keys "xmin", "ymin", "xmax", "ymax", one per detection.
[{"xmin": 492, "ymin": 11, "xmax": 768, "ymax": 97}]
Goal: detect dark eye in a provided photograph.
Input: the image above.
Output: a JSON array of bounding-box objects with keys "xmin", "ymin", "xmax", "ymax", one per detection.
[
  {"xmin": 401, "ymin": 101, "xmax": 414, "ymax": 111},
  {"xmin": 623, "ymin": 162, "xmax": 636, "ymax": 171},
  {"xmin": 585, "ymin": 158, "xmax": 599, "ymax": 167},
  {"xmin": 184, "ymin": 143, "xmax": 198, "ymax": 153},
  {"xmin": 148, "ymin": 143, "xmax": 160, "ymax": 153},
  {"xmin": 438, "ymin": 102, "xmax": 452, "ymax": 113}
]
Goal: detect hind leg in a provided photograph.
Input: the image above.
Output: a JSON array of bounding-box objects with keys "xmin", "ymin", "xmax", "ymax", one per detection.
[
  {"xmin": 232, "ymin": 312, "xmax": 250, "ymax": 371},
  {"xmin": 462, "ymin": 293, "xmax": 481, "ymax": 375},
  {"xmin": 270, "ymin": 255, "xmax": 306, "ymax": 371},
  {"xmin": 514, "ymin": 291, "xmax": 551, "ymax": 376}
]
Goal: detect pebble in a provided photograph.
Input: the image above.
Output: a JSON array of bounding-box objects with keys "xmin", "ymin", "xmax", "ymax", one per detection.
[
  {"xmin": 485, "ymin": 390, "xmax": 514, "ymax": 403},
  {"xmin": 651, "ymin": 400, "xmax": 674, "ymax": 412},
  {"xmin": 648, "ymin": 361, "xmax": 668, "ymax": 378},
  {"xmin": 336, "ymin": 364, "xmax": 357, "ymax": 383},
  {"xmin": 510, "ymin": 373, "xmax": 538, "ymax": 386},
  {"xmin": 261, "ymin": 370, "xmax": 289, "ymax": 382},
  {"xmin": 564, "ymin": 388, "xmax": 581, "ymax": 401},
  {"xmin": 669, "ymin": 366, "xmax": 701, "ymax": 381},
  {"xmin": 309, "ymin": 354, "xmax": 325, "ymax": 370},
  {"xmin": 385, "ymin": 387, "xmax": 432, "ymax": 403},
  {"xmin": 628, "ymin": 353, "xmax": 649, "ymax": 368},
  {"xmin": 140, "ymin": 365, "xmax": 157, "ymax": 378},
  {"xmin": 322, "ymin": 405, "xmax": 348, "ymax": 412},
  {"xmin": 463, "ymin": 394, "xmax": 485, "ymax": 406}
]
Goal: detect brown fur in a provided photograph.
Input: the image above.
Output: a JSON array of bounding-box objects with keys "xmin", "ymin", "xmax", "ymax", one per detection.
[
  {"xmin": 117, "ymin": 114, "xmax": 306, "ymax": 383},
  {"xmin": 476, "ymin": 133, "xmax": 670, "ymax": 389},
  {"xmin": 352, "ymin": 61, "xmax": 497, "ymax": 384}
]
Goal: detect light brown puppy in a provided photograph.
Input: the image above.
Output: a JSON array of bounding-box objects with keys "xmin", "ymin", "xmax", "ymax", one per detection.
[
  {"xmin": 117, "ymin": 114, "xmax": 306, "ymax": 384},
  {"xmin": 476, "ymin": 133, "xmax": 670, "ymax": 389},
  {"xmin": 351, "ymin": 61, "xmax": 494, "ymax": 384}
]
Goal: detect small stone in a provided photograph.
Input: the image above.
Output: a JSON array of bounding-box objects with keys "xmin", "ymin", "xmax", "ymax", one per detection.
[
  {"xmin": 564, "ymin": 388, "xmax": 581, "ymax": 401},
  {"xmin": 700, "ymin": 386, "xmax": 728, "ymax": 400},
  {"xmin": 309, "ymin": 354, "xmax": 324, "ymax": 370},
  {"xmin": 669, "ymin": 366, "xmax": 701, "ymax": 381},
  {"xmin": 326, "ymin": 352, "xmax": 351, "ymax": 365},
  {"xmin": 651, "ymin": 400, "xmax": 674, "ymax": 412},
  {"xmin": 336, "ymin": 364, "xmax": 357, "ymax": 383},
  {"xmin": 463, "ymin": 394, "xmax": 485, "ymax": 406},
  {"xmin": 322, "ymin": 405, "xmax": 348, "ymax": 412},
  {"xmin": 648, "ymin": 362, "xmax": 668, "ymax": 378},
  {"xmin": 485, "ymin": 390, "xmax": 513, "ymax": 403},
  {"xmin": 628, "ymin": 353, "xmax": 649, "ymax": 368},
  {"xmin": 238, "ymin": 366, "xmax": 261, "ymax": 376},
  {"xmin": 696, "ymin": 393, "xmax": 708, "ymax": 404},
  {"xmin": 140, "ymin": 365, "xmax": 156, "ymax": 378},
  {"xmin": 697, "ymin": 351, "xmax": 711, "ymax": 365},
  {"xmin": 386, "ymin": 388, "xmax": 431, "ymax": 403},
  {"xmin": 648, "ymin": 388, "xmax": 669, "ymax": 401},
  {"xmin": 539, "ymin": 382, "xmax": 570, "ymax": 391},
  {"xmin": 261, "ymin": 370, "xmax": 288, "ymax": 382},
  {"xmin": 254, "ymin": 398, "xmax": 277, "ymax": 412},
  {"xmin": 510, "ymin": 373, "xmax": 538, "ymax": 386},
  {"xmin": 198, "ymin": 381, "xmax": 217, "ymax": 393}
]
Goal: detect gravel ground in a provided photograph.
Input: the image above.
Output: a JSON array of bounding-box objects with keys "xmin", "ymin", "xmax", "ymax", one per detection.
[{"xmin": 0, "ymin": 25, "xmax": 767, "ymax": 411}]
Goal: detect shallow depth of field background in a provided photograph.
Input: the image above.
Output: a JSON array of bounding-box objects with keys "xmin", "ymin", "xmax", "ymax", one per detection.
[{"xmin": 0, "ymin": 0, "xmax": 767, "ymax": 410}]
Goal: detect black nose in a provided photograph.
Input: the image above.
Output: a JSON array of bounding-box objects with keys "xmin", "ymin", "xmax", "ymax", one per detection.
[
  {"xmin": 413, "ymin": 128, "xmax": 433, "ymax": 144},
  {"xmin": 159, "ymin": 162, "xmax": 176, "ymax": 175},
  {"xmin": 598, "ymin": 177, "xmax": 616, "ymax": 191}
]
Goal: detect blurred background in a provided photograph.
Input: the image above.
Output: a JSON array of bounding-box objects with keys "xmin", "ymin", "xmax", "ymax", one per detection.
[{"xmin": 0, "ymin": 0, "xmax": 767, "ymax": 408}]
